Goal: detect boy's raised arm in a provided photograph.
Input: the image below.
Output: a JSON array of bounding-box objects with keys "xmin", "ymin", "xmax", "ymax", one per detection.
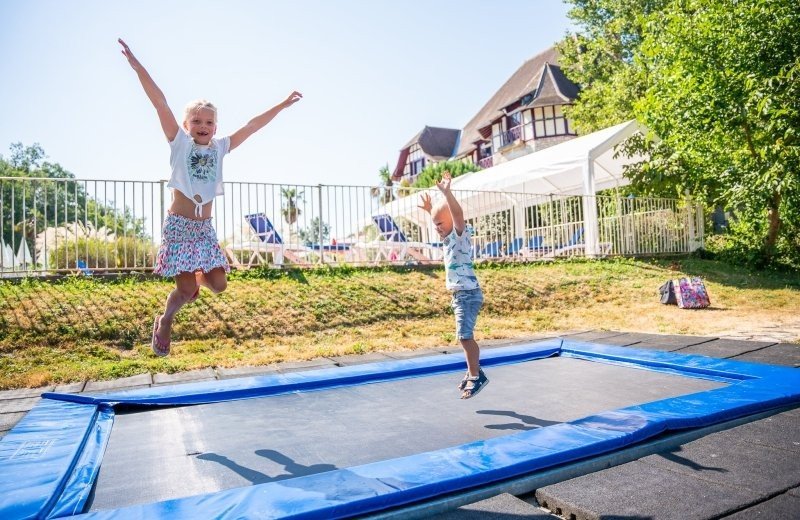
[
  {"xmin": 119, "ymin": 39, "xmax": 179, "ymax": 142},
  {"xmin": 437, "ymin": 172, "xmax": 465, "ymax": 234},
  {"xmin": 228, "ymin": 91, "xmax": 303, "ymax": 151}
]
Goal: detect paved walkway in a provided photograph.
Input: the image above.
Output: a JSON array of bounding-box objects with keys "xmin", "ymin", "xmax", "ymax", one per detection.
[{"xmin": 1, "ymin": 331, "xmax": 798, "ymax": 519}]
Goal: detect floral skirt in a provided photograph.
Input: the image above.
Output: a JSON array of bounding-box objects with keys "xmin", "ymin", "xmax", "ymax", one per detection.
[{"xmin": 154, "ymin": 213, "xmax": 230, "ymax": 277}]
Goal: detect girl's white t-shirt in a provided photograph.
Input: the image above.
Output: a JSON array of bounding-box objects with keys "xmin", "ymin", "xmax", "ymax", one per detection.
[{"xmin": 168, "ymin": 131, "xmax": 231, "ymax": 216}]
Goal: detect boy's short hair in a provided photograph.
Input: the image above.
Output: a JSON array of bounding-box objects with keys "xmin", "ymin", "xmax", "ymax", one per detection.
[
  {"xmin": 183, "ymin": 99, "xmax": 218, "ymax": 122},
  {"xmin": 431, "ymin": 199, "xmax": 449, "ymax": 218}
]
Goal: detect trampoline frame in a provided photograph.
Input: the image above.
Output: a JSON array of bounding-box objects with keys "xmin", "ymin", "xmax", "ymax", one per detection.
[{"xmin": 1, "ymin": 338, "xmax": 799, "ymax": 519}]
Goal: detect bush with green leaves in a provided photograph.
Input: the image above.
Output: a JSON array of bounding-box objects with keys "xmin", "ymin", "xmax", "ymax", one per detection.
[{"xmin": 48, "ymin": 237, "xmax": 155, "ymax": 271}]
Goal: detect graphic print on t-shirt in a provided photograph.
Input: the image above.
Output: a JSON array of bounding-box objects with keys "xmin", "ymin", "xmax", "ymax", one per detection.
[{"xmin": 188, "ymin": 146, "xmax": 218, "ymax": 184}]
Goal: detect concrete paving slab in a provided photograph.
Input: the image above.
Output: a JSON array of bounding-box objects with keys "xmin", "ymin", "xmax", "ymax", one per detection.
[
  {"xmin": 383, "ymin": 348, "xmax": 445, "ymax": 360},
  {"xmin": 706, "ymin": 409, "xmax": 800, "ymax": 455},
  {"xmin": 275, "ymin": 358, "xmax": 338, "ymax": 373},
  {"xmin": 152, "ymin": 368, "xmax": 217, "ymax": 386},
  {"xmin": 215, "ymin": 365, "xmax": 281, "ymax": 379},
  {"xmin": 789, "ymin": 486, "xmax": 800, "ymax": 497},
  {"xmin": 733, "ymin": 343, "xmax": 800, "ymax": 367},
  {"xmin": 561, "ymin": 330, "xmax": 629, "ymax": 342},
  {"xmin": 0, "ymin": 386, "xmax": 54, "ymax": 400},
  {"xmin": 84, "ymin": 373, "xmax": 153, "ymax": 393},
  {"xmin": 431, "ymin": 493, "xmax": 554, "ymax": 519},
  {"xmin": 679, "ymin": 338, "xmax": 777, "ymax": 358},
  {"xmin": 0, "ymin": 411, "xmax": 26, "ymax": 433},
  {"xmin": 589, "ymin": 331, "xmax": 713, "ymax": 350},
  {"xmin": 482, "ymin": 335, "xmax": 557, "ymax": 348},
  {"xmin": 722, "ymin": 492, "xmax": 800, "ymax": 519},
  {"xmin": 328, "ymin": 352, "xmax": 394, "ymax": 366},
  {"xmin": 639, "ymin": 437, "xmax": 800, "ymax": 495},
  {"xmin": 535, "ymin": 459, "xmax": 760, "ymax": 520},
  {"xmin": 54, "ymin": 381, "xmax": 86, "ymax": 393},
  {"xmin": 0, "ymin": 397, "xmax": 40, "ymax": 414}
]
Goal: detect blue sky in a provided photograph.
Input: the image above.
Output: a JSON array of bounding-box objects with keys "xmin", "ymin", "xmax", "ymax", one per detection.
[{"xmin": 1, "ymin": 0, "xmax": 572, "ymax": 188}]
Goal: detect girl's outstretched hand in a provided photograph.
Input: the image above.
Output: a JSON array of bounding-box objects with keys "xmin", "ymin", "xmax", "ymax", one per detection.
[
  {"xmin": 118, "ymin": 38, "xmax": 142, "ymax": 70},
  {"xmin": 418, "ymin": 192, "xmax": 433, "ymax": 213},
  {"xmin": 283, "ymin": 91, "xmax": 303, "ymax": 107}
]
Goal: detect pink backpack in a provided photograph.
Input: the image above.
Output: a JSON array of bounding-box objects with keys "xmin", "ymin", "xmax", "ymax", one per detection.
[{"xmin": 673, "ymin": 277, "xmax": 711, "ymax": 309}]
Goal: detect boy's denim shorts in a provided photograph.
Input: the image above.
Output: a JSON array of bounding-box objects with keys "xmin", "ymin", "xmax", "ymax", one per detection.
[{"xmin": 451, "ymin": 287, "xmax": 484, "ymax": 340}]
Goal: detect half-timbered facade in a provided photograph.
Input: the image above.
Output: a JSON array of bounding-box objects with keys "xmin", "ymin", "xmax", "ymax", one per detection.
[{"xmin": 392, "ymin": 47, "xmax": 579, "ymax": 183}]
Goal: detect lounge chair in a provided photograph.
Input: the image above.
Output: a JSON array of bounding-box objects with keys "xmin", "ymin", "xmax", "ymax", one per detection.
[
  {"xmin": 76, "ymin": 259, "xmax": 93, "ymax": 276},
  {"xmin": 233, "ymin": 213, "xmax": 306, "ymax": 267},
  {"xmin": 479, "ymin": 240, "xmax": 504, "ymax": 258},
  {"xmin": 507, "ymin": 238, "xmax": 524, "ymax": 256},
  {"xmin": 525, "ymin": 235, "xmax": 554, "ymax": 257},
  {"xmin": 544, "ymin": 228, "xmax": 611, "ymax": 258},
  {"xmin": 370, "ymin": 214, "xmax": 435, "ymax": 264},
  {"xmin": 305, "ymin": 242, "xmax": 354, "ymax": 264}
]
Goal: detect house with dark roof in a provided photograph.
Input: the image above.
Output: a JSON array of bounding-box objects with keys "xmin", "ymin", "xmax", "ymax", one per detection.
[
  {"xmin": 392, "ymin": 47, "xmax": 579, "ymax": 183},
  {"xmin": 391, "ymin": 126, "xmax": 461, "ymax": 184}
]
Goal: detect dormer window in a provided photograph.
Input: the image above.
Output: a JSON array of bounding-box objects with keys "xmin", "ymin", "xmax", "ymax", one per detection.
[{"xmin": 533, "ymin": 105, "xmax": 571, "ymax": 137}]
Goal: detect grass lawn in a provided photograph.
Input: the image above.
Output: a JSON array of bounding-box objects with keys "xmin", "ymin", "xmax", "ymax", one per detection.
[{"xmin": 1, "ymin": 257, "xmax": 798, "ymax": 389}]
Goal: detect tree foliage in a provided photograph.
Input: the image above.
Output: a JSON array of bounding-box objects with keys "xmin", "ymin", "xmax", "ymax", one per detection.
[
  {"xmin": 298, "ymin": 216, "xmax": 330, "ymax": 245},
  {"xmin": 556, "ymin": 0, "xmax": 668, "ymax": 134},
  {"xmin": 559, "ymin": 0, "xmax": 800, "ymax": 267},
  {"xmin": 1, "ymin": 143, "xmax": 148, "ymax": 255},
  {"xmin": 411, "ymin": 160, "xmax": 480, "ymax": 190},
  {"xmin": 370, "ymin": 164, "xmax": 395, "ymax": 205}
]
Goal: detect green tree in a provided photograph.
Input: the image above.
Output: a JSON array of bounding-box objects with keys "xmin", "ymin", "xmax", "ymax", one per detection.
[
  {"xmin": 558, "ymin": 0, "xmax": 800, "ymax": 266},
  {"xmin": 1, "ymin": 143, "xmax": 148, "ymax": 255},
  {"xmin": 298, "ymin": 216, "xmax": 330, "ymax": 245},
  {"xmin": 370, "ymin": 164, "xmax": 395, "ymax": 205},
  {"xmin": 411, "ymin": 160, "xmax": 480, "ymax": 190},
  {"xmin": 630, "ymin": 0, "xmax": 800, "ymax": 265},
  {"xmin": 556, "ymin": 0, "xmax": 668, "ymax": 134},
  {"xmin": 281, "ymin": 187, "xmax": 304, "ymax": 225}
]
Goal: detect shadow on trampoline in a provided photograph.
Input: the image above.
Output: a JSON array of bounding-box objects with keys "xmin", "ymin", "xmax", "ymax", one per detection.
[
  {"xmin": 196, "ymin": 449, "xmax": 339, "ymax": 484},
  {"xmin": 476, "ymin": 409, "xmax": 561, "ymax": 431}
]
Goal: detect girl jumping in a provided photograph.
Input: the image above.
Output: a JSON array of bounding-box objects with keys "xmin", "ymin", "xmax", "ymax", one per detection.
[{"xmin": 119, "ymin": 38, "xmax": 302, "ymax": 356}]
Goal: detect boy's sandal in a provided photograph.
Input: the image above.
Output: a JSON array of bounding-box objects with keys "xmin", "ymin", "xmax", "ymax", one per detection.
[
  {"xmin": 461, "ymin": 371, "xmax": 489, "ymax": 400},
  {"xmin": 151, "ymin": 315, "xmax": 170, "ymax": 357},
  {"xmin": 458, "ymin": 368, "xmax": 484, "ymax": 391}
]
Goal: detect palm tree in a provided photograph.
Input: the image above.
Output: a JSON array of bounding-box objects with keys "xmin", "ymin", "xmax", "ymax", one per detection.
[
  {"xmin": 370, "ymin": 165, "xmax": 395, "ymax": 205},
  {"xmin": 281, "ymin": 188, "xmax": 304, "ymax": 225}
]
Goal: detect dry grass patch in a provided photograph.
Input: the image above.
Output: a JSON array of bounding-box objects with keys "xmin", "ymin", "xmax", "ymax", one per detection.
[{"xmin": 1, "ymin": 259, "xmax": 798, "ymax": 388}]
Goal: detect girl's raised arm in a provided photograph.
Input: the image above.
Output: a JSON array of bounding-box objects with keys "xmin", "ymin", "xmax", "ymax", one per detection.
[
  {"xmin": 228, "ymin": 91, "xmax": 302, "ymax": 152},
  {"xmin": 119, "ymin": 38, "xmax": 179, "ymax": 142}
]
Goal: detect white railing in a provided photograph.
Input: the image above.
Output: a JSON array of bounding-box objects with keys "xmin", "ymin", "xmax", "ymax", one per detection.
[{"xmin": 0, "ymin": 176, "xmax": 704, "ymax": 277}]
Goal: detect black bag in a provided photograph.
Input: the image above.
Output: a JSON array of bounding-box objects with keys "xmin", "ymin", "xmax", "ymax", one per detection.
[{"xmin": 659, "ymin": 280, "xmax": 677, "ymax": 305}]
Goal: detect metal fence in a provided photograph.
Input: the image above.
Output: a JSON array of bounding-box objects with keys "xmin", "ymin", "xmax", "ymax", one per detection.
[{"xmin": 0, "ymin": 176, "xmax": 704, "ymax": 277}]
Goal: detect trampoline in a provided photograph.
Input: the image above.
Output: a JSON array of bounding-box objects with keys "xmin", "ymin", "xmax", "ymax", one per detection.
[{"xmin": 1, "ymin": 338, "xmax": 799, "ymax": 519}]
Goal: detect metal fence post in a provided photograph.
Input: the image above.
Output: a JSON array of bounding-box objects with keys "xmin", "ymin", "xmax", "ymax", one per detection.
[{"xmin": 318, "ymin": 184, "xmax": 324, "ymax": 265}]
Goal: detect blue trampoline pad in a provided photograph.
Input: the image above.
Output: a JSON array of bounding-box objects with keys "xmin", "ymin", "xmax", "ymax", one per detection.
[{"xmin": 1, "ymin": 339, "xmax": 799, "ymax": 520}]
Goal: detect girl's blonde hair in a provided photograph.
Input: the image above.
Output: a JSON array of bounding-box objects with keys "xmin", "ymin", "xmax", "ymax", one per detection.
[{"xmin": 183, "ymin": 99, "xmax": 218, "ymax": 122}]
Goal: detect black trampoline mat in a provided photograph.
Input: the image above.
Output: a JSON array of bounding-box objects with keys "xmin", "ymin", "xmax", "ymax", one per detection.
[{"xmin": 90, "ymin": 356, "xmax": 725, "ymax": 511}]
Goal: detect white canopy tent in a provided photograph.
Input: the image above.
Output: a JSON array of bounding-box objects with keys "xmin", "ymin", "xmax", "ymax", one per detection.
[
  {"xmin": 1, "ymin": 241, "xmax": 18, "ymax": 269},
  {"xmin": 16, "ymin": 239, "xmax": 34, "ymax": 267},
  {"xmin": 376, "ymin": 120, "xmax": 649, "ymax": 257}
]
